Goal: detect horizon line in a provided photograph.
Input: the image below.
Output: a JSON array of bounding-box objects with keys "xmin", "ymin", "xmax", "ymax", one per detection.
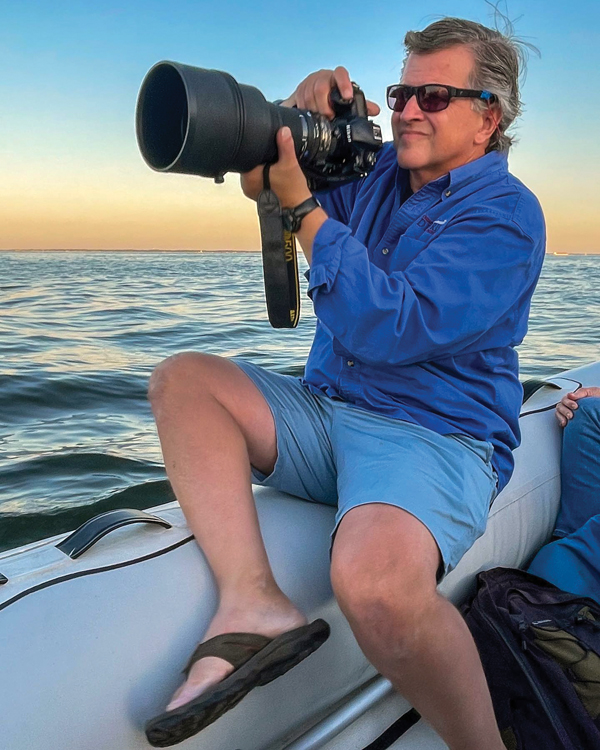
[{"xmin": 2, "ymin": 249, "xmax": 599, "ymax": 256}]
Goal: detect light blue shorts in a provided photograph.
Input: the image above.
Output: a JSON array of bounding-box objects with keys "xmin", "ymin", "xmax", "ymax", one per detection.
[{"xmin": 234, "ymin": 359, "xmax": 498, "ymax": 579}]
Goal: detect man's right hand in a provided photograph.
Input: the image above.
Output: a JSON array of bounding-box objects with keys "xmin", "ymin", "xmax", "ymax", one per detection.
[{"xmin": 240, "ymin": 67, "xmax": 381, "ymax": 201}]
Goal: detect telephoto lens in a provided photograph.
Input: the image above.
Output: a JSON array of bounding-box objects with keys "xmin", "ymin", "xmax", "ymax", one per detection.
[
  {"xmin": 136, "ymin": 61, "xmax": 382, "ymax": 189},
  {"xmin": 137, "ymin": 61, "xmax": 319, "ymax": 180}
]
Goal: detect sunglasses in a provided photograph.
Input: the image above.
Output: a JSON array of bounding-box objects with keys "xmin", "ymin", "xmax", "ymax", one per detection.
[{"xmin": 386, "ymin": 84, "xmax": 497, "ymax": 113}]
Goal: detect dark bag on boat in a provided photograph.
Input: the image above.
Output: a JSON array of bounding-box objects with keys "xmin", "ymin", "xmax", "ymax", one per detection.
[{"xmin": 462, "ymin": 566, "xmax": 600, "ymax": 750}]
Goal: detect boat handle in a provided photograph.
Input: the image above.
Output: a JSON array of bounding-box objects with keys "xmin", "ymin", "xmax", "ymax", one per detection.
[
  {"xmin": 56, "ymin": 508, "xmax": 172, "ymax": 559},
  {"xmin": 521, "ymin": 378, "xmax": 562, "ymax": 405}
]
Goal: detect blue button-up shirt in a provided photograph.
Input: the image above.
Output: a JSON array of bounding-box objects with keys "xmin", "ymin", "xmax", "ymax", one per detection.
[{"xmin": 305, "ymin": 142, "xmax": 546, "ymax": 492}]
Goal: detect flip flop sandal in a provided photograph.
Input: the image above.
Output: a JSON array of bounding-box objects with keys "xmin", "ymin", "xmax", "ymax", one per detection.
[{"xmin": 145, "ymin": 618, "xmax": 331, "ymax": 747}]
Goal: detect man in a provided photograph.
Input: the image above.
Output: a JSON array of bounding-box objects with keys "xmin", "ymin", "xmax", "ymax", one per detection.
[
  {"xmin": 524, "ymin": 387, "xmax": 600, "ymax": 600},
  {"xmin": 145, "ymin": 17, "xmax": 545, "ymax": 750},
  {"xmin": 554, "ymin": 387, "xmax": 600, "ymax": 536}
]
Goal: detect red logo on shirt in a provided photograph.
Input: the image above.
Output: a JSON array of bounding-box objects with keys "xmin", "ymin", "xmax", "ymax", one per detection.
[{"xmin": 418, "ymin": 215, "xmax": 444, "ymax": 234}]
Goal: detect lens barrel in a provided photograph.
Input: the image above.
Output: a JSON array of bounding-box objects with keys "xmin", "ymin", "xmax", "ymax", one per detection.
[{"xmin": 136, "ymin": 61, "xmax": 308, "ymax": 179}]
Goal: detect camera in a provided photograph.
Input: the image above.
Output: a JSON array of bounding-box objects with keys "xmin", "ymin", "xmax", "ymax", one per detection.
[
  {"xmin": 135, "ymin": 62, "xmax": 384, "ymax": 329},
  {"xmin": 136, "ymin": 61, "xmax": 383, "ymax": 191}
]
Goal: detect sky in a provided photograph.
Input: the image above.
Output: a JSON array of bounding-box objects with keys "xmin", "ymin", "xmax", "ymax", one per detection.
[{"xmin": 1, "ymin": 0, "xmax": 599, "ymax": 253}]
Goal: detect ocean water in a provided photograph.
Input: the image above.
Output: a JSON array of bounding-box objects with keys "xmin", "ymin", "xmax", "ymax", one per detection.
[{"xmin": 1, "ymin": 251, "xmax": 600, "ymax": 553}]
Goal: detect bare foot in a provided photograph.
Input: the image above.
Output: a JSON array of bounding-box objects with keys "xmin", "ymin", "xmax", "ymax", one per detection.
[{"xmin": 166, "ymin": 594, "xmax": 307, "ymax": 711}]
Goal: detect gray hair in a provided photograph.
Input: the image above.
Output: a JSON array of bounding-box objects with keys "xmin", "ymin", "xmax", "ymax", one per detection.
[{"xmin": 403, "ymin": 14, "xmax": 538, "ymax": 153}]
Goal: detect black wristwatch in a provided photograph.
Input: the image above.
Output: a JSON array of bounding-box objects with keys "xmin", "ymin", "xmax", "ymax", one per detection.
[{"xmin": 282, "ymin": 197, "xmax": 321, "ymax": 233}]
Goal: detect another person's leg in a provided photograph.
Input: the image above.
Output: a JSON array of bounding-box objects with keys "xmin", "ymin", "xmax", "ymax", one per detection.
[
  {"xmin": 555, "ymin": 396, "xmax": 600, "ymax": 538},
  {"xmin": 148, "ymin": 353, "xmax": 335, "ymax": 709}
]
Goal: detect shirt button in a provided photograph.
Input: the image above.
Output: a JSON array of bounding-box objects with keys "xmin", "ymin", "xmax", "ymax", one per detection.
[
  {"xmin": 382, "ymin": 247, "xmax": 389, "ymax": 255},
  {"xmin": 346, "ymin": 360, "xmax": 355, "ymax": 367},
  {"xmin": 445, "ymin": 189, "xmax": 452, "ymax": 197}
]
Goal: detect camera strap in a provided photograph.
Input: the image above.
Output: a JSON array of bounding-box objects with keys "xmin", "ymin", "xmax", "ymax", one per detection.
[{"xmin": 257, "ymin": 165, "xmax": 300, "ymax": 328}]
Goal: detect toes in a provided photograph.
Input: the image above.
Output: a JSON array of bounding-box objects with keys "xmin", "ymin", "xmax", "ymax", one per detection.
[
  {"xmin": 167, "ymin": 678, "xmax": 212, "ymax": 711},
  {"xmin": 166, "ymin": 686, "xmax": 187, "ymax": 711},
  {"xmin": 166, "ymin": 657, "xmax": 234, "ymax": 711},
  {"xmin": 167, "ymin": 686, "xmax": 199, "ymax": 711}
]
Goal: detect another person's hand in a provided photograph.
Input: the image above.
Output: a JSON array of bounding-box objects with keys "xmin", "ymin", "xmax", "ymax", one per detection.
[
  {"xmin": 240, "ymin": 67, "xmax": 381, "ymax": 202},
  {"xmin": 555, "ymin": 387, "xmax": 600, "ymax": 427}
]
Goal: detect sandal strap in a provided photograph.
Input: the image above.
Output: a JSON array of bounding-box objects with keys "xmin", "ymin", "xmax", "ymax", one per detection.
[{"xmin": 183, "ymin": 632, "xmax": 273, "ymax": 676}]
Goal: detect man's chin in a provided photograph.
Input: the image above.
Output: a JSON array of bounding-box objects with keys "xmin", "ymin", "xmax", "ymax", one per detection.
[
  {"xmin": 395, "ymin": 149, "xmax": 428, "ymax": 171},
  {"xmin": 393, "ymin": 140, "xmax": 429, "ymax": 168}
]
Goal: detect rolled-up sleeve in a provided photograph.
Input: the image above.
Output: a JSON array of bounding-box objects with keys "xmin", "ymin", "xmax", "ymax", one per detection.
[{"xmin": 308, "ymin": 208, "xmax": 545, "ymax": 366}]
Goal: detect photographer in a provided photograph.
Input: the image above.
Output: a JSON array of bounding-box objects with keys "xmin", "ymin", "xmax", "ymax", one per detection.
[{"xmin": 146, "ymin": 18, "xmax": 545, "ymax": 749}]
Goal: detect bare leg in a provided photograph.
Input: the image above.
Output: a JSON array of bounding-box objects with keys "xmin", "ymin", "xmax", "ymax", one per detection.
[
  {"xmin": 331, "ymin": 505, "xmax": 505, "ymax": 750},
  {"xmin": 149, "ymin": 353, "xmax": 306, "ymax": 709}
]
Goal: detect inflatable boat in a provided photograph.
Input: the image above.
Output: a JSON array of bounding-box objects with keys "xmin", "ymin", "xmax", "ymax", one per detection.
[{"xmin": 1, "ymin": 360, "xmax": 598, "ymax": 750}]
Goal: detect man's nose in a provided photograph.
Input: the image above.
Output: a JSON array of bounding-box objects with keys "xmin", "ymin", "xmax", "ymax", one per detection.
[{"xmin": 399, "ymin": 94, "xmax": 424, "ymax": 120}]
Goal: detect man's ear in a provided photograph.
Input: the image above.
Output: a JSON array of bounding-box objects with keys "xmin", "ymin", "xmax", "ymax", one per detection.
[{"xmin": 475, "ymin": 103, "xmax": 501, "ymax": 148}]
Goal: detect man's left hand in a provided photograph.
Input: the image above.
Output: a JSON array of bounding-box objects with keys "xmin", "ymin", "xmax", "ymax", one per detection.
[{"xmin": 240, "ymin": 127, "xmax": 313, "ymax": 208}]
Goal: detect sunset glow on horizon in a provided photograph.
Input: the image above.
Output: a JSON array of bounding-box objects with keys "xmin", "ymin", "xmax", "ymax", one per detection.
[{"xmin": 2, "ymin": 1, "xmax": 599, "ymax": 254}]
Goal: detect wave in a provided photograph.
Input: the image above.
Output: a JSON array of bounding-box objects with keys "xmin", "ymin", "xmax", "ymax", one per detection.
[
  {"xmin": 0, "ymin": 371, "xmax": 149, "ymax": 423},
  {"xmin": 0, "ymin": 478, "xmax": 175, "ymax": 554}
]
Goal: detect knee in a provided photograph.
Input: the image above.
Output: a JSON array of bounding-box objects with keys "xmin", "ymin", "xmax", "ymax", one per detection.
[
  {"xmin": 331, "ymin": 552, "xmax": 437, "ymax": 652},
  {"xmin": 566, "ymin": 396, "xmax": 600, "ymax": 446},
  {"xmin": 574, "ymin": 396, "xmax": 600, "ymax": 424},
  {"xmin": 148, "ymin": 352, "xmax": 214, "ymax": 408}
]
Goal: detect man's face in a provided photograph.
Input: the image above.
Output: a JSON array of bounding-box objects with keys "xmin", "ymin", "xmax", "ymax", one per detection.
[{"xmin": 392, "ymin": 45, "xmax": 494, "ymax": 187}]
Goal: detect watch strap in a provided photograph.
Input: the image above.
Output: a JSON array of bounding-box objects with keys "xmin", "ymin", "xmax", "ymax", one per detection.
[{"xmin": 282, "ymin": 197, "xmax": 321, "ymax": 234}]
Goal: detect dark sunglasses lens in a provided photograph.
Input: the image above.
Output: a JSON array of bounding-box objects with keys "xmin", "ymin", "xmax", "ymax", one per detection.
[
  {"xmin": 419, "ymin": 86, "xmax": 450, "ymax": 112},
  {"xmin": 388, "ymin": 86, "xmax": 411, "ymax": 112}
]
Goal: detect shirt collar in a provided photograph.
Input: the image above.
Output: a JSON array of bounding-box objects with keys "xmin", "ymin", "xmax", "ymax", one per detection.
[
  {"xmin": 447, "ymin": 149, "xmax": 508, "ymax": 192},
  {"xmin": 397, "ymin": 149, "xmax": 508, "ymax": 199}
]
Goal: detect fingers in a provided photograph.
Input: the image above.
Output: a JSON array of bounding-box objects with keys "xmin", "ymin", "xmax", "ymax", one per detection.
[
  {"xmin": 240, "ymin": 163, "xmax": 266, "ymax": 201},
  {"xmin": 570, "ymin": 386, "xmax": 600, "ymax": 400},
  {"xmin": 554, "ymin": 386, "xmax": 600, "ymax": 427},
  {"xmin": 561, "ymin": 396, "xmax": 579, "ymax": 410},
  {"xmin": 276, "ymin": 126, "xmax": 298, "ymax": 165},
  {"xmin": 311, "ymin": 73, "xmax": 338, "ymax": 117},
  {"xmin": 269, "ymin": 127, "xmax": 312, "ymax": 208},
  {"xmin": 294, "ymin": 67, "xmax": 352, "ymax": 118},
  {"xmin": 570, "ymin": 389, "xmax": 588, "ymax": 401},
  {"xmin": 333, "ymin": 66, "xmax": 354, "ymax": 100},
  {"xmin": 555, "ymin": 391, "xmax": 579, "ymax": 428},
  {"xmin": 556, "ymin": 411, "xmax": 568, "ymax": 428},
  {"xmin": 291, "ymin": 67, "xmax": 381, "ymax": 121},
  {"xmin": 366, "ymin": 100, "xmax": 381, "ymax": 116},
  {"xmin": 556, "ymin": 402, "xmax": 574, "ymax": 427}
]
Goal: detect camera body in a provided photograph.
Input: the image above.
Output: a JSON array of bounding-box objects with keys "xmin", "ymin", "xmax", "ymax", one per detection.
[
  {"xmin": 136, "ymin": 62, "xmax": 383, "ymax": 191},
  {"xmin": 284, "ymin": 83, "xmax": 383, "ymax": 191}
]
